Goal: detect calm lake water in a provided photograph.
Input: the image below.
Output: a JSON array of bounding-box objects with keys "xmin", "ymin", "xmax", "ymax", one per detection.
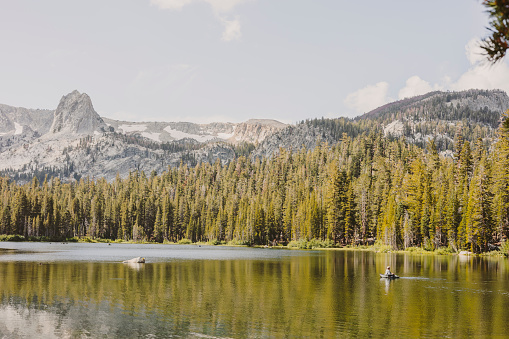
[{"xmin": 0, "ymin": 243, "xmax": 507, "ymax": 338}]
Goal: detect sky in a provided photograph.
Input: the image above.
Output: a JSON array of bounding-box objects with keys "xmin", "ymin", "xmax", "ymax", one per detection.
[{"xmin": 0, "ymin": 0, "xmax": 508, "ymax": 124}]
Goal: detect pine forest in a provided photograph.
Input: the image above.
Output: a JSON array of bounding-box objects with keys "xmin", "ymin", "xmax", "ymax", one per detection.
[{"xmin": 1, "ymin": 111, "xmax": 509, "ymax": 254}]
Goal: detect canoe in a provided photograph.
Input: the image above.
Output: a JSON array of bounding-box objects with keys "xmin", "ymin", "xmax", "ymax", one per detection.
[{"xmin": 380, "ymin": 274, "xmax": 399, "ymax": 279}]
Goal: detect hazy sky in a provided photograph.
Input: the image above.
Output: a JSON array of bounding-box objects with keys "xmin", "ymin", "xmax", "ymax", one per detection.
[{"xmin": 0, "ymin": 0, "xmax": 508, "ymax": 123}]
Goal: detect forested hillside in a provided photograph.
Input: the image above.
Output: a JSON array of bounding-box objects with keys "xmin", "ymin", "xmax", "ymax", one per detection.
[
  {"xmin": 300, "ymin": 89, "xmax": 509, "ymax": 152},
  {"xmin": 1, "ymin": 109, "xmax": 509, "ymax": 253}
]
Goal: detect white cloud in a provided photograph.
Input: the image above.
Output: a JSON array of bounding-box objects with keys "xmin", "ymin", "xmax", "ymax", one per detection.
[
  {"xmin": 344, "ymin": 82, "xmax": 390, "ymax": 115},
  {"xmin": 346, "ymin": 37, "xmax": 509, "ymax": 116},
  {"xmin": 150, "ymin": 0, "xmax": 248, "ymax": 12},
  {"xmin": 398, "ymin": 76, "xmax": 442, "ymax": 100},
  {"xmin": 221, "ymin": 17, "xmax": 241, "ymax": 41},
  {"xmin": 150, "ymin": 0, "xmax": 193, "ymax": 10},
  {"xmin": 150, "ymin": 0, "xmax": 249, "ymax": 41},
  {"xmin": 451, "ymin": 62, "xmax": 509, "ymax": 94},
  {"xmin": 465, "ymin": 38, "xmax": 485, "ymax": 66},
  {"xmin": 204, "ymin": 0, "xmax": 249, "ymax": 13},
  {"xmin": 396, "ymin": 39, "xmax": 509, "ymax": 99},
  {"xmin": 448, "ymin": 37, "xmax": 509, "ymax": 94}
]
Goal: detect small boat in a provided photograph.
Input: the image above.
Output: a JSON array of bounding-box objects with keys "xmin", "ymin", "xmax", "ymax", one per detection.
[{"xmin": 380, "ymin": 274, "xmax": 399, "ymax": 279}]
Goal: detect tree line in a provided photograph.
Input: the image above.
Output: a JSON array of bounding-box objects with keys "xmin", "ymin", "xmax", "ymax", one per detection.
[{"xmin": 1, "ymin": 111, "xmax": 509, "ymax": 253}]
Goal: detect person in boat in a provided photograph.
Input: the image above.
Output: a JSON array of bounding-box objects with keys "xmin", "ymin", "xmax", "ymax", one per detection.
[{"xmin": 385, "ymin": 266, "xmax": 393, "ymax": 276}]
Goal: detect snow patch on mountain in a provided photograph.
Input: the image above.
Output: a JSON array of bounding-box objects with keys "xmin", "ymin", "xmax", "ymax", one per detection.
[
  {"xmin": 217, "ymin": 132, "xmax": 235, "ymax": 139},
  {"xmin": 140, "ymin": 132, "xmax": 161, "ymax": 142},
  {"xmin": 119, "ymin": 124, "xmax": 147, "ymax": 133},
  {"xmin": 103, "ymin": 118, "xmax": 286, "ymax": 145},
  {"xmin": 163, "ymin": 127, "xmax": 216, "ymax": 142}
]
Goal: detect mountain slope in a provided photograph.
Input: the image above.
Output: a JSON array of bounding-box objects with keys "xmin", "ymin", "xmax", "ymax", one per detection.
[
  {"xmin": 358, "ymin": 89, "xmax": 508, "ymax": 128},
  {"xmin": 262, "ymin": 89, "xmax": 509, "ymax": 156},
  {"xmin": 1, "ymin": 88, "xmax": 508, "ymax": 182},
  {"xmin": 0, "ymin": 91, "xmax": 286, "ymax": 182},
  {"xmin": 103, "ymin": 118, "xmax": 286, "ymax": 144},
  {"xmin": 0, "ymin": 104, "xmax": 53, "ymax": 136}
]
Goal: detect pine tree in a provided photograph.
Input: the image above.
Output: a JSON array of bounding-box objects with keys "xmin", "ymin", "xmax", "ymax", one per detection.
[
  {"xmin": 465, "ymin": 154, "xmax": 493, "ymax": 252},
  {"xmin": 493, "ymin": 110, "xmax": 509, "ymax": 241},
  {"xmin": 153, "ymin": 206, "xmax": 164, "ymax": 243}
]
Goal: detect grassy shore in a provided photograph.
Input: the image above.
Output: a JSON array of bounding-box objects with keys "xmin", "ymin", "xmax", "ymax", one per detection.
[
  {"xmin": 317, "ymin": 243, "xmax": 508, "ymax": 257},
  {"xmin": 286, "ymin": 238, "xmax": 509, "ymax": 257},
  {"xmin": 0, "ymin": 234, "xmax": 507, "ymax": 257}
]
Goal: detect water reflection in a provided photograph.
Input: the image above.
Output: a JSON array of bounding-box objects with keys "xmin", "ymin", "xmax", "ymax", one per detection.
[
  {"xmin": 124, "ymin": 262, "xmax": 145, "ymax": 271},
  {"xmin": 0, "ymin": 246, "xmax": 506, "ymax": 337},
  {"xmin": 381, "ymin": 277, "xmax": 393, "ymax": 294}
]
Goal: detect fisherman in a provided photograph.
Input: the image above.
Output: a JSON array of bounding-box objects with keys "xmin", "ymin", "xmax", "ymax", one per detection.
[{"xmin": 385, "ymin": 266, "xmax": 393, "ymax": 276}]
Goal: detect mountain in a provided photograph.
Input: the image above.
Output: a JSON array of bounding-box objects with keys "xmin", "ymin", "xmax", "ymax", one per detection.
[
  {"xmin": 0, "ymin": 104, "xmax": 53, "ymax": 136},
  {"xmin": 358, "ymin": 89, "xmax": 509, "ymax": 151},
  {"xmin": 252, "ymin": 89, "xmax": 509, "ymax": 158},
  {"xmin": 50, "ymin": 90, "xmax": 107, "ymax": 135},
  {"xmin": 0, "ymin": 88, "xmax": 508, "ymax": 183},
  {"xmin": 102, "ymin": 118, "xmax": 286, "ymax": 144},
  {"xmin": 0, "ymin": 91, "xmax": 287, "ymax": 182}
]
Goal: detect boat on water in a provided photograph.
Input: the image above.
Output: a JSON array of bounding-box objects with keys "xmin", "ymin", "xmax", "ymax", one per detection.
[{"xmin": 380, "ymin": 274, "xmax": 399, "ymax": 279}]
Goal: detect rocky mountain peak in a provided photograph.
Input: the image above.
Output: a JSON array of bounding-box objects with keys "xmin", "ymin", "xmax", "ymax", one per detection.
[{"xmin": 50, "ymin": 90, "xmax": 106, "ymax": 135}]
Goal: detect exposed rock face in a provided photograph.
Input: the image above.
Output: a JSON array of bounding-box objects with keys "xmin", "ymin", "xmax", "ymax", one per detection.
[
  {"xmin": 383, "ymin": 120, "xmax": 404, "ymax": 137},
  {"xmin": 0, "ymin": 104, "xmax": 53, "ymax": 135},
  {"xmin": 231, "ymin": 119, "xmax": 287, "ymax": 144},
  {"xmin": 59, "ymin": 136, "xmax": 237, "ymax": 182},
  {"xmin": 251, "ymin": 124, "xmax": 334, "ymax": 159},
  {"xmin": 50, "ymin": 90, "xmax": 106, "ymax": 134},
  {"xmin": 103, "ymin": 118, "xmax": 287, "ymax": 144}
]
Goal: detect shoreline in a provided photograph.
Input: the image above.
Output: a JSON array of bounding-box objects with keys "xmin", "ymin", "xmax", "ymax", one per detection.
[{"xmin": 0, "ymin": 235, "xmax": 506, "ymax": 257}]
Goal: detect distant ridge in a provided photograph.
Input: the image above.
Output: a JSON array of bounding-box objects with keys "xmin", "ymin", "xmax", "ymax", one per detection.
[
  {"xmin": 358, "ymin": 91, "xmax": 440, "ymax": 120},
  {"xmin": 1, "ymin": 88, "xmax": 508, "ymax": 183},
  {"xmin": 357, "ymin": 89, "xmax": 509, "ymax": 128}
]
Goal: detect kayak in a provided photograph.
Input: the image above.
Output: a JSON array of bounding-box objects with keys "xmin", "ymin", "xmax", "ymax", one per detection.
[{"xmin": 380, "ymin": 274, "xmax": 399, "ymax": 279}]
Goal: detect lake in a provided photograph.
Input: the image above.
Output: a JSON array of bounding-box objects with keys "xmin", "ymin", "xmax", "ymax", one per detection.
[{"xmin": 0, "ymin": 242, "xmax": 507, "ymax": 338}]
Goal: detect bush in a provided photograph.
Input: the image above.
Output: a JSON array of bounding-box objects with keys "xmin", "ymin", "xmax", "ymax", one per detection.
[
  {"xmin": 500, "ymin": 240, "xmax": 509, "ymax": 257},
  {"xmin": 288, "ymin": 238, "xmax": 336, "ymax": 249},
  {"xmin": 435, "ymin": 247, "xmax": 454, "ymax": 255},
  {"xmin": 373, "ymin": 242, "xmax": 393, "ymax": 253},
  {"xmin": 480, "ymin": 250, "xmax": 505, "ymax": 257},
  {"xmin": 178, "ymin": 238, "xmax": 192, "ymax": 244},
  {"xmin": 287, "ymin": 240, "xmax": 304, "ymax": 249},
  {"xmin": 405, "ymin": 246, "xmax": 424, "ymax": 253},
  {"xmin": 209, "ymin": 239, "xmax": 223, "ymax": 245},
  {"xmin": 309, "ymin": 238, "xmax": 336, "ymax": 248},
  {"xmin": 0, "ymin": 235, "xmax": 25, "ymax": 242},
  {"xmin": 423, "ymin": 238, "xmax": 434, "ymax": 251},
  {"xmin": 227, "ymin": 239, "xmax": 252, "ymax": 246}
]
